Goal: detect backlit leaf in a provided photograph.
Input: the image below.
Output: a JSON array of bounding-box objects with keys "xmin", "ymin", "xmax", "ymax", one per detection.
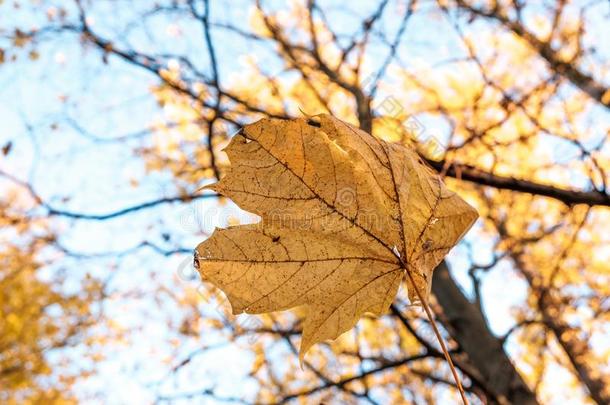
[{"xmin": 195, "ymin": 114, "xmax": 477, "ymax": 359}]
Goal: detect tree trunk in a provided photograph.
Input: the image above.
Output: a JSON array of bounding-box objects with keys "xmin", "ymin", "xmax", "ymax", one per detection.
[{"xmin": 433, "ymin": 261, "xmax": 538, "ymax": 405}]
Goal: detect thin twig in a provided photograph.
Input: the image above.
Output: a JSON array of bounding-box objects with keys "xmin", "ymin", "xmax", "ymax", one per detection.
[{"xmin": 404, "ymin": 269, "xmax": 469, "ymax": 405}]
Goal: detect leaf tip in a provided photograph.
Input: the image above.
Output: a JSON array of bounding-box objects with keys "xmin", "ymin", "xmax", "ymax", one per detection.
[{"xmin": 203, "ymin": 181, "xmax": 222, "ymax": 193}]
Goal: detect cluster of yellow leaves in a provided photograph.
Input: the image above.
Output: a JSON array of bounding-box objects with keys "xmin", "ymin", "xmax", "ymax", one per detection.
[
  {"xmin": 145, "ymin": 82, "xmax": 229, "ymax": 184},
  {"xmin": 0, "ymin": 193, "xmax": 100, "ymax": 403}
]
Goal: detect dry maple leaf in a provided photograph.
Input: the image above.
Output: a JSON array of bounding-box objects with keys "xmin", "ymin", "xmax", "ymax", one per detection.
[{"xmin": 195, "ymin": 114, "xmax": 478, "ymax": 360}]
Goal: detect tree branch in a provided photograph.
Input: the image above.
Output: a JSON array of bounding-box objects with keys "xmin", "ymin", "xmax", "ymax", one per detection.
[
  {"xmin": 452, "ymin": 0, "xmax": 609, "ymax": 109},
  {"xmin": 427, "ymin": 159, "xmax": 610, "ymax": 207}
]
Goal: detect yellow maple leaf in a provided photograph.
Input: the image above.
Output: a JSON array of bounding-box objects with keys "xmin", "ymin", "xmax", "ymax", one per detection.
[{"xmin": 195, "ymin": 114, "xmax": 478, "ymax": 360}]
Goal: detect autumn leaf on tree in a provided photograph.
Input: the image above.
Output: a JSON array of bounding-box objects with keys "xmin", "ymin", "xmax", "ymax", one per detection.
[{"xmin": 195, "ymin": 114, "xmax": 478, "ymax": 360}]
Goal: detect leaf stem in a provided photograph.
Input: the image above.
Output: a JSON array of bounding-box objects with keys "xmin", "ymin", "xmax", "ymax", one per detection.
[{"xmin": 404, "ymin": 269, "xmax": 469, "ymax": 405}]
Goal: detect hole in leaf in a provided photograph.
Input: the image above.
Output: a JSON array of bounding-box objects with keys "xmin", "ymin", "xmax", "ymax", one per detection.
[{"xmin": 307, "ymin": 119, "xmax": 321, "ymax": 128}]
